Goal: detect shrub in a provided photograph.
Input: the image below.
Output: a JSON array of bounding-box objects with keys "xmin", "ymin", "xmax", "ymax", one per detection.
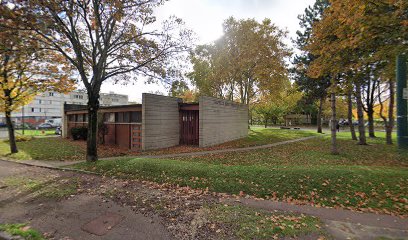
[
  {"xmin": 5, "ymin": 135, "xmax": 33, "ymax": 143},
  {"xmin": 16, "ymin": 135, "xmax": 33, "ymax": 142},
  {"xmin": 71, "ymin": 127, "xmax": 88, "ymax": 140}
]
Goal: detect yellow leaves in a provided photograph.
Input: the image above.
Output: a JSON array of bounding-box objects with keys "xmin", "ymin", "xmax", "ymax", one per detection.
[{"xmin": 307, "ymin": 0, "xmax": 407, "ymax": 79}]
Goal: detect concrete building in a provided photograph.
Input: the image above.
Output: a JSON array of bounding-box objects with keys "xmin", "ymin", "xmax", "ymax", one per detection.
[
  {"xmin": 64, "ymin": 93, "xmax": 248, "ymax": 151},
  {"xmin": 0, "ymin": 91, "xmax": 128, "ymax": 126}
]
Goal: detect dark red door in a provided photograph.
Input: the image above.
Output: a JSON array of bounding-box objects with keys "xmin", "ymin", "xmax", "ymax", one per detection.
[{"xmin": 180, "ymin": 110, "xmax": 199, "ymax": 145}]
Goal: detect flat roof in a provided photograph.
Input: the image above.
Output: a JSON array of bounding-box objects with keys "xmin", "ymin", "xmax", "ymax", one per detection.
[{"xmin": 65, "ymin": 104, "xmax": 142, "ymax": 113}]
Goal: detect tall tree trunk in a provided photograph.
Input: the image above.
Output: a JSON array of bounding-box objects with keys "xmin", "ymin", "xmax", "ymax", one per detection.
[
  {"xmin": 86, "ymin": 94, "xmax": 99, "ymax": 162},
  {"xmin": 367, "ymin": 110, "xmax": 376, "ymax": 138},
  {"xmin": 347, "ymin": 91, "xmax": 357, "ymax": 140},
  {"xmin": 355, "ymin": 82, "xmax": 367, "ymax": 145},
  {"xmin": 5, "ymin": 110, "xmax": 17, "ymax": 154},
  {"xmin": 385, "ymin": 80, "xmax": 395, "ymax": 144},
  {"xmin": 264, "ymin": 117, "xmax": 267, "ymax": 128},
  {"xmin": 330, "ymin": 92, "xmax": 338, "ymax": 154},
  {"xmin": 317, "ymin": 96, "xmax": 323, "ymax": 134}
]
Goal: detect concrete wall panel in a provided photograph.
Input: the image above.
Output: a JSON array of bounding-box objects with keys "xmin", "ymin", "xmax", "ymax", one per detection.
[
  {"xmin": 142, "ymin": 93, "xmax": 181, "ymax": 150},
  {"xmin": 199, "ymin": 96, "xmax": 248, "ymax": 147}
]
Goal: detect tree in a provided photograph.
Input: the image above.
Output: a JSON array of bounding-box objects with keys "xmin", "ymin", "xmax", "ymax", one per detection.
[
  {"xmin": 292, "ymin": 0, "xmax": 330, "ymax": 134},
  {"xmin": 169, "ymin": 80, "xmax": 189, "ymax": 98},
  {"xmin": 189, "ymin": 17, "xmax": 290, "ymax": 106},
  {"xmin": 346, "ymin": 87, "xmax": 357, "ymax": 140},
  {"xmin": 254, "ymin": 86, "xmax": 302, "ymax": 127},
  {"xmin": 0, "ymin": 4, "xmax": 75, "ymax": 153},
  {"xmin": 169, "ymin": 80, "xmax": 198, "ymax": 102},
  {"xmin": 9, "ymin": 0, "xmax": 192, "ymax": 161},
  {"xmin": 307, "ymin": 0, "xmax": 407, "ymax": 146}
]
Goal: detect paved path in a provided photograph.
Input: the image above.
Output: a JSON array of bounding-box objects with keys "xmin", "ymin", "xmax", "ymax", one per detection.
[{"xmin": 101, "ymin": 135, "xmax": 322, "ymax": 161}]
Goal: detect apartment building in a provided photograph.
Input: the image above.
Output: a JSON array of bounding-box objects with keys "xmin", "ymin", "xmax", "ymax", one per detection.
[{"xmin": 0, "ymin": 91, "xmax": 128, "ymax": 126}]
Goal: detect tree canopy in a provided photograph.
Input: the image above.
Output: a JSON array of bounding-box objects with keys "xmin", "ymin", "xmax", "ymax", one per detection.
[
  {"xmin": 2, "ymin": 0, "xmax": 193, "ymax": 161},
  {"xmin": 189, "ymin": 17, "xmax": 291, "ymax": 105}
]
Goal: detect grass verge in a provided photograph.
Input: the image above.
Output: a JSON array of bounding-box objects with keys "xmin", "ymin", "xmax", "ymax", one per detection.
[
  {"xmin": 174, "ymin": 132, "xmax": 408, "ymax": 167},
  {"xmin": 216, "ymin": 127, "xmax": 318, "ymax": 148},
  {"xmin": 0, "ymin": 138, "xmax": 85, "ymax": 161},
  {"xmin": 206, "ymin": 204, "xmax": 322, "ymax": 239},
  {"xmin": 1, "ymin": 176, "xmax": 78, "ymax": 200},
  {"xmin": 73, "ymin": 158, "xmax": 408, "ymax": 216},
  {"xmin": 0, "ymin": 223, "xmax": 44, "ymax": 240},
  {"xmin": 15, "ymin": 130, "xmax": 55, "ymax": 136}
]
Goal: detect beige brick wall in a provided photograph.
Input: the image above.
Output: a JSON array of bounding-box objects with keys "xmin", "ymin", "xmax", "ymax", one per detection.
[
  {"xmin": 142, "ymin": 93, "xmax": 181, "ymax": 150},
  {"xmin": 199, "ymin": 96, "xmax": 248, "ymax": 147}
]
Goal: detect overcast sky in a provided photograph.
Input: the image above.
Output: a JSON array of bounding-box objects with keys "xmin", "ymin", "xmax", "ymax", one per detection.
[{"xmin": 100, "ymin": 0, "xmax": 315, "ymax": 102}]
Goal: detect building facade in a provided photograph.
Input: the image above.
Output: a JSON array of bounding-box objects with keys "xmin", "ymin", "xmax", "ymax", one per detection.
[
  {"xmin": 0, "ymin": 91, "xmax": 128, "ymax": 126},
  {"xmin": 64, "ymin": 93, "xmax": 249, "ymax": 151}
]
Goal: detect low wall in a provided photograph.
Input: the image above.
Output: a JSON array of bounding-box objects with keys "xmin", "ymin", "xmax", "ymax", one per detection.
[
  {"xmin": 199, "ymin": 96, "xmax": 248, "ymax": 147},
  {"xmin": 142, "ymin": 93, "xmax": 181, "ymax": 150}
]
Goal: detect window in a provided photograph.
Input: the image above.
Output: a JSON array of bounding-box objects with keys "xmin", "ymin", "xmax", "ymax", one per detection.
[
  {"xmin": 77, "ymin": 114, "xmax": 83, "ymax": 122},
  {"xmin": 112, "ymin": 98, "xmax": 119, "ymax": 102},
  {"xmin": 123, "ymin": 112, "xmax": 129, "ymax": 122},
  {"xmin": 104, "ymin": 113, "xmax": 115, "ymax": 123},
  {"xmin": 68, "ymin": 115, "xmax": 75, "ymax": 122},
  {"xmin": 49, "ymin": 92, "xmax": 54, "ymax": 96},
  {"xmin": 130, "ymin": 111, "xmax": 142, "ymax": 123},
  {"xmin": 115, "ymin": 112, "xmax": 124, "ymax": 123},
  {"xmin": 38, "ymin": 100, "xmax": 42, "ymax": 104},
  {"xmin": 31, "ymin": 108, "xmax": 34, "ymax": 112},
  {"xmin": 74, "ymin": 94, "xmax": 84, "ymax": 99}
]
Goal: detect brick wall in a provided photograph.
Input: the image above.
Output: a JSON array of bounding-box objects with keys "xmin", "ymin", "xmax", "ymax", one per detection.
[
  {"xmin": 142, "ymin": 93, "xmax": 181, "ymax": 150},
  {"xmin": 199, "ymin": 96, "xmax": 248, "ymax": 147}
]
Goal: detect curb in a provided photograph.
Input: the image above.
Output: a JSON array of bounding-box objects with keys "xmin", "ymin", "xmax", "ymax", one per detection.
[{"xmin": 0, "ymin": 159, "xmax": 100, "ymax": 176}]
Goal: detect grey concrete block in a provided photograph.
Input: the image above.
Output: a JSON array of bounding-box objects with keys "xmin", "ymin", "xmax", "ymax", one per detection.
[
  {"xmin": 199, "ymin": 96, "xmax": 248, "ymax": 147},
  {"xmin": 142, "ymin": 93, "xmax": 181, "ymax": 150}
]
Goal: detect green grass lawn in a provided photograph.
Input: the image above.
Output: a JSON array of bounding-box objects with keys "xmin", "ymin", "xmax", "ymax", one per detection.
[
  {"xmin": 175, "ymin": 131, "xmax": 408, "ymax": 167},
  {"xmin": 217, "ymin": 127, "xmax": 318, "ymax": 148},
  {"xmin": 0, "ymin": 223, "xmax": 44, "ymax": 240},
  {"xmin": 0, "ymin": 137, "xmax": 85, "ymax": 161},
  {"xmin": 74, "ymin": 131, "xmax": 408, "ymax": 216},
  {"xmin": 206, "ymin": 204, "xmax": 322, "ymax": 239},
  {"xmin": 0, "ymin": 127, "xmax": 317, "ymax": 161},
  {"xmin": 15, "ymin": 129, "xmax": 55, "ymax": 136}
]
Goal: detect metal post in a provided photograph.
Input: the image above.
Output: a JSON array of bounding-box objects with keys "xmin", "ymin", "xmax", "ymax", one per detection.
[
  {"xmin": 397, "ymin": 54, "xmax": 408, "ymax": 149},
  {"xmin": 22, "ymin": 105, "xmax": 25, "ymax": 135}
]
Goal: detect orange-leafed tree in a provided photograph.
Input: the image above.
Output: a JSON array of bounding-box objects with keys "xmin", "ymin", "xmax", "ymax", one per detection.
[
  {"xmin": 307, "ymin": 0, "xmax": 407, "ymax": 147},
  {"xmin": 0, "ymin": 4, "xmax": 75, "ymax": 153}
]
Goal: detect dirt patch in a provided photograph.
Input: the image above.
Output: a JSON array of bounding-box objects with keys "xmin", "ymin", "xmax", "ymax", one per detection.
[{"xmin": 0, "ymin": 161, "xmax": 222, "ymax": 239}]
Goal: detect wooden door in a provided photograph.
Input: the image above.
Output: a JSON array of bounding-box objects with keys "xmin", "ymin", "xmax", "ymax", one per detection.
[{"xmin": 180, "ymin": 110, "xmax": 199, "ymax": 145}]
